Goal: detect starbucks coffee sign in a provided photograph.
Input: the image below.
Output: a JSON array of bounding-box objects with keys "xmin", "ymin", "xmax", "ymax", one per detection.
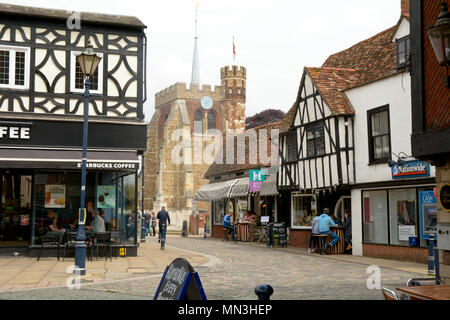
[{"xmin": 0, "ymin": 125, "xmax": 30, "ymax": 140}]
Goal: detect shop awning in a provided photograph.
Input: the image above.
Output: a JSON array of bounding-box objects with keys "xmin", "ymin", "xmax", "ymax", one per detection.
[
  {"xmin": 0, "ymin": 148, "xmax": 140, "ymax": 171},
  {"xmin": 195, "ymin": 179, "xmax": 238, "ymax": 202},
  {"xmin": 229, "ymin": 178, "xmax": 249, "ymax": 197},
  {"xmin": 259, "ymin": 174, "xmax": 278, "ymax": 196}
]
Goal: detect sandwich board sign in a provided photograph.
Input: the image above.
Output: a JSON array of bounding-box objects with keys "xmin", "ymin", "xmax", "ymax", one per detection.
[{"xmin": 154, "ymin": 258, "xmax": 207, "ymax": 300}]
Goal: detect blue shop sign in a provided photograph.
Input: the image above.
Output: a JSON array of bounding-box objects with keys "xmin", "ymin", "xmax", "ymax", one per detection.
[{"xmin": 392, "ymin": 160, "xmax": 430, "ymax": 179}]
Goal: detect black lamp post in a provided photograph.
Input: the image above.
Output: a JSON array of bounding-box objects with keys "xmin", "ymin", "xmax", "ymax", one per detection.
[
  {"xmin": 74, "ymin": 42, "xmax": 101, "ymax": 276},
  {"xmin": 427, "ymin": 0, "xmax": 450, "ymax": 88}
]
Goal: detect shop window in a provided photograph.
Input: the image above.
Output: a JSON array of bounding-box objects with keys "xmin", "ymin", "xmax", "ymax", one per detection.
[
  {"xmin": 306, "ymin": 123, "xmax": 325, "ymax": 157},
  {"xmin": 362, "ymin": 190, "xmax": 389, "ymax": 244},
  {"xmin": 389, "ymin": 189, "xmax": 418, "ymax": 246},
  {"xmin": 0, "ymin": 46, "xmax": 30, "ymax": 89},
  {"xmin": 213, "ymin": 201, "xmax": 224, "ymax": 225},
  {"xmin": 291, "ymin": 194, "xmax": 317, "ymax": 228},
  {"xmin": 286, "ymin": 132, "xmax": 297, "ymax": 162},
  {"xmin": 236, "ymin": 199, "xmax": 248, "ymax": 222},
  {"xmin": 0, "ymin": 173, "xmax": 32, "ymax": 244},
  {"xmin": 367, "ymin": 106, "xmax": 391, "ymax": 163},
  {"xmin": 70, "ymin": 51, "xmax": 103, "ymax": 94}
]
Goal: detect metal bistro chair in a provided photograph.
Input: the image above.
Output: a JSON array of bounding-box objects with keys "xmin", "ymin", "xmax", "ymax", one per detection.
[
  {"xmin": 92, "ymin": 232, "xmax": 112, "ymax": 261},
  {"xmin": 406, "ymin": 277, "xmax": 443, "ymax": 286},
  {"xmin": 37, "ymin": 228, "xmax": 61, "ymax": 261},
  {"xmin": 63, "ymin": 230, "xmax": 93, "ymax": 262},
  {"xmin": 382, "ymin": 287, "xmax": 400, "ymax": 300}
]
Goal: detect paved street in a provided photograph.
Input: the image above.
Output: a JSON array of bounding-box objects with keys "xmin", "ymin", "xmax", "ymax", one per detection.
[{"xmin": 0, "ymin": 235, "xmax": 426, "ymax": 300}]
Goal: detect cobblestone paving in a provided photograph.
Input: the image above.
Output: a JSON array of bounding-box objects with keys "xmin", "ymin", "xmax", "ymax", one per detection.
[{"xmin": 0, "ymin": 236, "xmax": 423, "ymax": 300}]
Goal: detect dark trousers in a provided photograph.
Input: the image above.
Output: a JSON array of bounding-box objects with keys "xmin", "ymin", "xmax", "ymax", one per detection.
[
  {"xmin": 224, "ymin": 225, "xmax": 233, "ymax": 235},
  {"xmin": 308, "ymin": 234, "xmax": 318, "ymax": 249},
  {"xmin": 151, "ymin": 226, "xmax": 156, "ymax": 236}
]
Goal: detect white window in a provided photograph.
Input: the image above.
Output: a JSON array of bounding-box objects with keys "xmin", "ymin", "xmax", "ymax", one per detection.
[
  {"xmin": 0, "ymin": 45, "xmax": 30, "ymax": 90},
  {"xmin": 70, "ymin": 51, "xmax": 103, "ymax": 94},
  {"xmin": 291, "ymin": 193, "xmax": 317, "ymax": 229}
]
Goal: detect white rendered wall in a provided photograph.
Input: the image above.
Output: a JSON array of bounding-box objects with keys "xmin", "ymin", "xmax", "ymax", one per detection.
[{"xmin": 345, "ymin": 73, "xmax": 435, "ymax": 184}]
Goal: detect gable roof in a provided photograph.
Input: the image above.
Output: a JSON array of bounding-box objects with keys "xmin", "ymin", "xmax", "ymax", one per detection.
[
  {"xmin": 204, "ymin": 121, "xmax": 280, "ymax": 178},
  {"xmin": 0, "ymin": 3, "xmax": 146, "ymax": 29},
  {"xmin": 322, "ymin": 25, "xmax": 398, "ymax": 87}
]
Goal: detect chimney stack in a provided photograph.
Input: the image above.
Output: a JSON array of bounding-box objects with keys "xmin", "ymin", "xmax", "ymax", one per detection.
[{"xmin": 401, "ymin": 0, "xmax": 410, "ymax": 17}]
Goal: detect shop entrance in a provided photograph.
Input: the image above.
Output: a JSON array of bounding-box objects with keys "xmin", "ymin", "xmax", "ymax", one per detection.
[{"xmin": 0, "ymin": 171, "xmax": 33, "ymax": 246}]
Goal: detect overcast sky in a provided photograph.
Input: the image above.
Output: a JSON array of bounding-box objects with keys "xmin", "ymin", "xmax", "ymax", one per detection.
[{"xmin": 5, "ymin": 0, "xmax": 401, "ymax": 121}]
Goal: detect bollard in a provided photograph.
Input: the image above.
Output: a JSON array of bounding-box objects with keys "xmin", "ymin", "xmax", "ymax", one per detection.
[
  {"xmin": 427, "ymin": 236, "xmax": 435, "ymax": 276},
  {"xmin": 141, "ymin": 214, "xmax": 146, "ymax": 243},
  {"xmin": 434, "ymin": 247, "xmax": 441, "ymax": 285},
  {"xmin": 255, "ymin": 284, "xmax": 274, "ymax": 300},
  {"xmin": 266, "ymin": 223, "xmax": 272, "ymax": 248},
  {"xmin": 203, "ymin": 223, "xmax": 207, "ymax": 240}
]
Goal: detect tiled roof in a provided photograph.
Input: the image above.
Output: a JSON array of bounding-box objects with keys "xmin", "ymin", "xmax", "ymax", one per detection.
[
  {"xmin": 0, "ymin": 3, "xmax": 146, "ymax": 28},
  {"xmin": 322, "ymin": 25, "xmax": 398, "ymax": 87},
  {"xmin": 204, "ymin": 122, "xmax": 280, "ymax": 178},
  {"xmin": 305, "ymin": 67, "xmax": 362, "ymax": 115}
]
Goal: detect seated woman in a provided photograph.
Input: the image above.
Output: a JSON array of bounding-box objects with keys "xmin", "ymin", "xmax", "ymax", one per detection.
[{"xmin": 243, "ymin": 210, "xmax": 251, "ymax": 222}]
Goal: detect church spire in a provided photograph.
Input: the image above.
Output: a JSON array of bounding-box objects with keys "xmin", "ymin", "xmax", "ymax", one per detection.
[{"xmin": 191, "ymin": 3, "xmax": 201, "ymax": 86}]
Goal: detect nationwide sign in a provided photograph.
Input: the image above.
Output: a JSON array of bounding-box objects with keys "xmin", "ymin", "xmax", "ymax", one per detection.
[{"xmin": 392, "ymin": 160, "xmax": 430, "ymax": 179}]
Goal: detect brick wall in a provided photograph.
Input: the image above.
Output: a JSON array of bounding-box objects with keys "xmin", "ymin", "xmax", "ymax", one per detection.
[
  {"xmin": 423, "ymin": 1, "xmax": 450, "ymax": 130},
  {"xmin": 363, "ymin": 244, "xmax": 428, "ymax": 264}
]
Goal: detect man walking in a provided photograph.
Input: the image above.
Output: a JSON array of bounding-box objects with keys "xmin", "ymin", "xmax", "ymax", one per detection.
[
  {"xmin": 144, "ymin": 210, "xmax": 151, "ymax": 237},
  {"xmin": 157, "ymin": 206, "xmax": 170, "ymax": 243},
  {"xmin": 319, "ymin": 208, "xmax": 340, "ymax": 254}
]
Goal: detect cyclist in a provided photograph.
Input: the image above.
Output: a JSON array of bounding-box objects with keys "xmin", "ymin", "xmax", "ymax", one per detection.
[{"xmin": 157, "ymin": 206, "xmax": 170, "ymax": 249}]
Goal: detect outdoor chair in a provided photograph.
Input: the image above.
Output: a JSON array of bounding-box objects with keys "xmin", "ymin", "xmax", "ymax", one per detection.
[
  {"xmin": 406, "ymin": 277, "xmax": 443, "ymax": 286},
  {"xmin": 382, "ymin": 287, "xmax": 400, "ymax": 300},
  {"xmin": 37, "ymin": 228, "xmax": 61, "ymax": 261},
  {"xmin": 92, "ymin": 232, "xmax": 112, "ymax": 261}
]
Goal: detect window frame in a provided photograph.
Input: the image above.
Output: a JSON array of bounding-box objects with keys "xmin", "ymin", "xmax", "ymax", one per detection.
[
  {"xmin": 0, "ymin": 45, "xmax": 30, "ymax": 90},
  {"xmin": 305, "ymin": 122, "xmax": 325, "ymax": 158},
  {"xmin": 193, "ymin": 109, "xmax": 204, "ymax": 134},
  {"xmin": 367, "ymin": 105, "xmax": 391, "ymax": 165},
  {"xmin": 396, "ymin": 35, "xmax": 411, "ymax": 69},
  {"xmin": 286, "ymin": 131, "xmax": 298, "ymax": 162},
  {"xmin": 70, "ymin": 51, "xmax": 104, "ymax": 95}
]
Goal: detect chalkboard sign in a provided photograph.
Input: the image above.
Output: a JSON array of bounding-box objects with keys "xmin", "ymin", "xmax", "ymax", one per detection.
[
  {"xmin": 154, "ymin": 258, "xmax": 207, "ymax": 300},
  {"xmin": 271, "ymin": 222, "xmax": 287, "ymax": 247}
]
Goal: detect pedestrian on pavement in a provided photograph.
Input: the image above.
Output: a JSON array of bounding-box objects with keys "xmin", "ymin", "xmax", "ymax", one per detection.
[
  {"xmin": 151, "ymin": 211, "xmax": 157, "ymax": 236},
  {"xmin": 223, "ymin": 212, "xmax": 234, "ymax": 236},
  {"xmin": 318, "ymin": 208, "xmax": 340, "ymax": 254},
  {"xmin": 144, "ymin": 210, "xmax": 151, "ymax": 237},
  {"xmin": 343, "ymin": 211, "xmax": 352, "ymax": 254},
  {"xmin": 157, "ymin": 206, "xmax": 170, "ymax": 243},
  {"xmin": 308, "ymin": 212, "xmax": 320, "ymax": 253}
]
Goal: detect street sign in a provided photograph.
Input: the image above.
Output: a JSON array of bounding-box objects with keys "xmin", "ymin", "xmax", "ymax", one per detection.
[
  {"xmin": 154, "ymin": 258, "xmax": 207, "ymax": 300},
  {"xmin": 249, "ymin": 169, "xmax": 266, "ymax": 192}
]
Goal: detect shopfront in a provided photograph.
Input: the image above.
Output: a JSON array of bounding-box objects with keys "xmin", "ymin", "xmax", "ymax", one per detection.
[{"xmin": 0, "ymin": 118, "xmax": 147, "ymax": 255}]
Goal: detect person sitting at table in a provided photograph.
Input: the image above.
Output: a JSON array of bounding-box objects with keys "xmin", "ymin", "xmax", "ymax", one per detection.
[
  {"xmin": 43, "ymin": 210, "xmax": 65, "ymax": 243},
  {"xmin": 334, "ymin": 215, "xmax": 343, "ymax": 226},
  {"xmin": 318, "ymin": 208, "xmax": 340, "ymax": 254},
  {"xmin": 248, "ymin": 212, "xmax": 257, "ymax": 224},
  {"xmin": 243, "ymin": 211, "xmax": 251, "ymax": 222},
  {"xmin": 94, "ymin": 209, "xmax": 106, "ymax": 232},
  {"xmin": 223, "ymin": 212, "xmax": 234, "ymax": 236},
  {"xmin": 308, "ymin": 212, "xmax": 320, "ymax": 253}
]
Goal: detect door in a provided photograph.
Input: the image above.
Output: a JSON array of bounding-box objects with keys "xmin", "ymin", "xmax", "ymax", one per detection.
[{"xmin": 1, "ymin": 172, "xmax": 33, "ymax": 246}]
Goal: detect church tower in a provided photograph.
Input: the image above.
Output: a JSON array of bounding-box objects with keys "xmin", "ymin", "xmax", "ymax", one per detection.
[{"xmin": 221, "ymin": 65, "xmax": 247, "ymax": 132}]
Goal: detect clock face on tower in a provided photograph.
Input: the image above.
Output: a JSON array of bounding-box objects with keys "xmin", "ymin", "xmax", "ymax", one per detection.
[{"xmin": 200, "ymin": 96, "xmax": 213, "ymax": 110}]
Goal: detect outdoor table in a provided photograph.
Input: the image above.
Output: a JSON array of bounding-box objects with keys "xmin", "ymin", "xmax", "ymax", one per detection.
[
  {"xmin": 236, "ymin": 223, "xmax": 251, "ymax": 242},
  {"xmin": 396, "ymin": 285, "xmax": 450, "ymax": 300},
  {"xmin": 316, "ymin": 227, "xmax": 345, "ymax": 254}
]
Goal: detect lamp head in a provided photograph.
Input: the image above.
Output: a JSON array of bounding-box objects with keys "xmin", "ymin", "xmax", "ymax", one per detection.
[{"xmin": 76, "ymin": 41, "xmax": 102, "ymax": 77}]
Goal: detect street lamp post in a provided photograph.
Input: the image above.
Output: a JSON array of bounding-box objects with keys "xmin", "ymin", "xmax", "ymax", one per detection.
[{"xmin": 74, "ymin": 42, "xmax": 102, "ymax": 276}]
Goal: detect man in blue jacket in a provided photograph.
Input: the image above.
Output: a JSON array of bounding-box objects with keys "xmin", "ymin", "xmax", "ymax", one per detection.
[
  {"xmin": 319, "ymin": 208, "xmax": 340, "ymax": 253},
  {"xmin": 223, "ymin": 212, "xmax": 234, "ymax": 236}
]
